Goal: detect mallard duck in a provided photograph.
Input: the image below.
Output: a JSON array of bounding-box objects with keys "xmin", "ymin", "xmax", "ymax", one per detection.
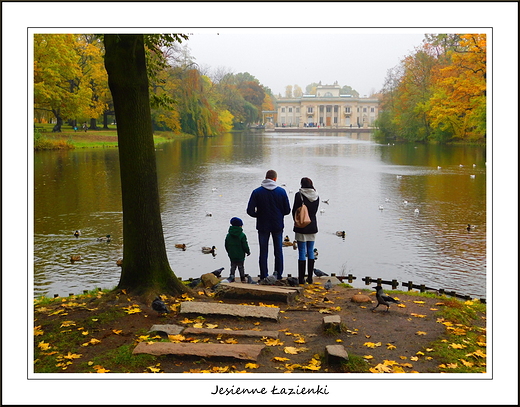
[
  {"xmin": 336, "ymin": 231, "xmax": 346, "ymax": 238},
  {"xmin": 97, "ymin": 234, "xmax": 111, "ymax": 242},
  {"xmin": 467, "ymin": 224, "xmax": 476, "ymax": 231},
  {"xmin": 70, "ymin": 255, "xmax": 82, "ymax": 263},
  {"xmin": 283, "ymin": 240, "xmax": 295, "ymax": 247},
  {"xmin": 206, "ymin": 212, "xmax": 213, "ymax": 217},
  {"xmin": 175, "ymin": 243, "xmax": 187, "ymax": 251},
  {"xmin": 283, "ymin": 235, "xmax": 290, "ymax": 242},
  {"xmin": 116, "ymin": 258, "xmax": 123, "ymax": 267},
  {"xmin": 313, "ymin": 248, "xmax": 319, "ymax": 257},
  {"xmin": 73, "ymin": 230, "xmax": 81, "ymax": 238},
  {"xmin": 202, "ymin": 246, "xmax": 216, "ymax": 254}
]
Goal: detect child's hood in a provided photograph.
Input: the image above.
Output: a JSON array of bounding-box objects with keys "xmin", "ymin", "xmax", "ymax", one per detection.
[{"xmin": 228, "ymin": 225, "xmax": 244, "ymax": 236}]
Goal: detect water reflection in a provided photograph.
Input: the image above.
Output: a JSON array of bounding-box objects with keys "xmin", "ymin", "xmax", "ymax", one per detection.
[{"xmin": 33, "ymin": 132, "xmax": 487, "ymax": 299}]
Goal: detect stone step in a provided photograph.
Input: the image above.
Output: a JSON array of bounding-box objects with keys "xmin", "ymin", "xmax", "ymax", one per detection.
[
  {"xmin": 133, "ymin": 342, "xmax": 265, "ymax": 361},
  {"xmin": 215, "ymin": 282, "xmax": 300, "ymax": 303},
  {"xmin": 182, "ymin": 327, "xmax": 279, "ymax": 339},
  {"xmin": 180, "ymin": 301, "xmax": 280, "ymax": 321}
]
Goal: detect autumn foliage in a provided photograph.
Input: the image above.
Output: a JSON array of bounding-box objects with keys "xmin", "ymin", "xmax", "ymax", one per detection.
[{"xmin": 377, "ymin": 34, "xmax": 486, "ymax": 143}]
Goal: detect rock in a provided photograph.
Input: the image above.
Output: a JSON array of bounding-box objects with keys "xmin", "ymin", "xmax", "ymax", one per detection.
[
  {"xmin": 214, "ymin": 282, "xmax": 299, "ymax": 304},
  {"xmin": 201, "ymin": 272, "xmax": 220, "ymax": 288},
  {"xmin": 326, "ymin": 344, "xmax": 349, "ymax": 364},
  {"xmin": 183, "ymin": 327, "xmax": 279, "ymax": 339},
  {"xmin": 180, "ymin": 301, "xmax": 280, "ymax": 321},
  {"xmin": 133, "ymin": 342, "xmax": 265, "ymax": 361},
  {"xmin": 322, "ymin": 315, "xmax": 342, "ymax": 333},
  {"xmin": 351, "ymin": 294, "xmax": 373, "ymax": 303},
  {"xmin": 148, "ymin": 324, "xmax": 184, "ymax": 335}
]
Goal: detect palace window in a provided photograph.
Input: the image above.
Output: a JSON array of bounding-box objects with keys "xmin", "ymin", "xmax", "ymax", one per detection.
[
  {"xmin": 345, "ymin": 107, "xmax": 351, "ymax": 113},
  {"xmin": 319, "ymin": 106, "xmax": 324, "ymax": 112},
  {"xmin": 281, "ymin": 108, "xmax": 285, "ymax": 112},
  {"xmin": 371, "ymin": 107, "xmax": 375, "ymax": 112},
  {"xmin": 326, "ymin": 106, "xmax": 331, "ymax": 113},
  {"xmin": 289, "ymin": 108, "xmax": 292, "ymax": 113},
  {"xmin": 296, "ymin": 108, "xmax": 300, "ymax": 113},
  {"xmin": 334, "ymin": 106, "xmax": 338, "ymax": 113},
  {"xmin": 363, "ymin": 107, "xmax": 367, "ymax": 112},
  {"xmin": 307, "ymin": 107, "xmax": 314, "ymax": 113}
]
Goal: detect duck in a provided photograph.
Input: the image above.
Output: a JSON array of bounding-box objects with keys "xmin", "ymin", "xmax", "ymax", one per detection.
[
  {"xmin": 396, "ymin": 175, "xmax": 402, "ymax": 179},
  {"xmin": 175, "ymin": 243, "xmax": 187, "ymax": 251},
  {"xmin": 284, "ymin": 235, "xmax": 290, "ymax": 242},
  {"xmin": 319, "ymin": 208, "xmax": 325, "ymax": 214},
  {"xmin": 206, "ymin": 212, "xmax": 213, "ymax": 217},
  {"xmin": 211, "ymin": 187, "xmax": 217, "ymax": 192},
  {"xmin": 378, "ymin": 205, "xmax": 384, "ymax": 211},
  {"xmin": 470, "ymin": 174, "xmax": 476, "ymax": 179},
  {"xmin": 283, "ymin": 240, "xmax": 296, "ymax": 247},
  {"xmin": 335, "ymin": 231, "xmax": 346, "ymax": 238},
  {"xmin": 414, "ymin": 208, "xmax": 420, "ymax": 214},
  {"xmin": 467, "ymin": 224, "xmax": 476, "ymax": 231},
  {"xmin": 313, "ymin": 248, "xmax": 319, "ymax": 257},
  {"xmin": 322, "ymin": 199, "xmax": 329, "ymax": 204},
  {"xmin": 97, "ymin": 235, "xmax": 111, "ymax": 242},
  {"xmin": 116, "ymin": 258, "xmax": 123, "ymax": 267},
  {"xmin": 70, "ymin": 255, "xmax": 82, "ymax": 263},
  {"xmin": 202, "ymin": 246, "xmax": 216, "ymax": 255},
  {"xmin": 437, "ymin": 166, "xmax": 442, "ymax": 170},
  {"xmin": 403, "ymin": 200, "xmax": 408, "ymax": 205},
  {"xmin": 73, "ymin": 230, "xmax": 81, "ymax": 238}
]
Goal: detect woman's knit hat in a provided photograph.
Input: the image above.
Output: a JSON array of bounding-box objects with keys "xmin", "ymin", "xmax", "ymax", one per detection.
[{"xmin": 230, "ymin": 217, "xmax": 243, "ymax": 226}]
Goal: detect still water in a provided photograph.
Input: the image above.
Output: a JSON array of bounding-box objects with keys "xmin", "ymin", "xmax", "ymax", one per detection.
[{"xmin": 33, "ymin": 131, "xmax": 487, "ymax": 299}]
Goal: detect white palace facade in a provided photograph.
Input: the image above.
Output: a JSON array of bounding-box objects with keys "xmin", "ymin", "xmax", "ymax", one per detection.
[{"xmin": 274, "ymin": 84, "xmax": 380, "ymax": 128}]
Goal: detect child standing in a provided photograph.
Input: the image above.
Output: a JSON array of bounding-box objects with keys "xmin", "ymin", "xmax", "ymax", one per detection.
[{"xmin": 225, "ymin": 217, "xmax": 251, "ymax": 282}]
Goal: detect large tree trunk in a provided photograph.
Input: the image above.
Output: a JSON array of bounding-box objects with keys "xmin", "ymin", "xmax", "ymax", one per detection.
[{"xmin": 104, "ymin": 34, "xmax": 187, "ymax": 297}]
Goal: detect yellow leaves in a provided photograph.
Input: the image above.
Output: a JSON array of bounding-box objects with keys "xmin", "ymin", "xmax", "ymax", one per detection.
[
  {"xmin": 253, "ymin": 321, "xmax": 261, "ymax": 326},
  {"xmin": 37, "ymin": 341, "xmax": 51, "ymax": 351},
  {"xmin": 81, "ymin": 338, "xmax": 101, "ymax": 347},
  {"xmin": 363, "ymin": 342, "xmax": 382, "ymax": 348},
  {"xmin": 460, "ymin": 359, "xmax": 474, "ymax": 367},
  {"xmin": 336, "ymin": 339, "xmax": 343, "ymax": 343},
  {"xmin": 466, "ymin": 349, "xmax": 486, "ymax": 359},
  {"xmin": 446, "ymin": 326, "xmax": 467, "ymax": 336},
  {"xmin": 81, "ymin": 331, "xmax": 89, "ymax": 336},
  {"xmin": 413, "ymin": 300, "xmax": 426, "ymax": 304},
  {"xmin": 258, "ymin": 302, "xmax": 278, "ymax": 308},
  {"xmin": 224, "ymin": 338, "xmax": 238, "ymax": 344},
  {"xmin": 60, "ymin": 321, "xmax": 76, "ymax": 328},
  {"xmin": 369, "ymin": 363, "xmax": 392, "ymax": 373},
  {"xmin": 168, "ymin": 334, "xmax": 186, "ymax": 343},
  {"xmin": 284, "ymin": 346, "xmax": 309, "ymax": 355},
  {"xmin": 147, "ymin": 364, "xmax": 162, "ymax": 373},
  {"xmin": 181, "ymin": 293, "xmax": 194, "ymax": 301},
  {"xmin": 449, "ymin": 343, "xmax": 466, "ymax": 349},
  {"xmin": 303, "ymin": 357, "xmax": 321, "ymax": 371},
  {"xmin": 34, "ymin": 326, "xmax": 44, "ymax": 336},
  {"xmin": 263, "ymin": 338, "xmax": 284, "ymax": 346},
  {"xmin": 397, "ymin": 303, "xmax": 406, "ymax": 308},
  {"xmin": 370, "ymin": 359, "xmax": 416, "ymax": 373},
  {"xmin": 319, "ymin": 309, "xmax": 332, "ymax": 314},
  {"xmin": 205, "ymin": 323, "xmax": 218, "ymax": 329},
  {"xmin": 122, "ymin": 304, "xmax": 142, "ymax": 314},
  {"xmin": 386, "ymin": 344, "xmax": 397, "ymax": 350},
  {"xmin": 363, "ymin": 355, "xmax": 374, "ymax": 360},
  {"xmin": 245, "ymin": 363, "xmax": 259, "ymax": 369},
  {"xmin": 410, "ymin": 313, "xmax": 426, "ymax": 318},
  {"xmin": 62, "ymin": 352, "xmax": 82, "ymax": 360},
  {"xmin": 410, "ymin": 356, "xmax": 419, "ymax": 361},
  {"xmin": 192, "ymin": 322, "xmax": 204, "ymax": 328},
  {"xmin": 416, "ymin": 331, "xmax": 427, "ymax": 336},
  {"xmin": 272, "ymin": 356, "xmax": 290, "ymax": 362},
  {"xmin": 93, "ymin": 365, "xmax": 110, "ymax": 373},
  {"xmin": 112, "ymin": 329, "xmax": 122, "ymax": 335},
  {"xmin": 293, "ymin": 336, "xmax": 306, "ymax": 344}
]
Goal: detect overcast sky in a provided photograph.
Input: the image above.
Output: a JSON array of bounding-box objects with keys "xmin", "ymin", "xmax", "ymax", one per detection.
[{"xmin": 185, "ymin": 29, "xmax": 426, "ymax": 97}]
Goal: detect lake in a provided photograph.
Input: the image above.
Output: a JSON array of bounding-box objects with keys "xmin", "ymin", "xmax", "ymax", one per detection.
[{"xmin": 33, "ymin": 131, "xmax": 487, "ymax": 299}]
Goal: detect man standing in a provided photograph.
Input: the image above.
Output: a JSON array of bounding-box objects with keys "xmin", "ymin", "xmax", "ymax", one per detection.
[{"xmin": 247, "ymin": 170, "xmax": 291, "ymax": 280}]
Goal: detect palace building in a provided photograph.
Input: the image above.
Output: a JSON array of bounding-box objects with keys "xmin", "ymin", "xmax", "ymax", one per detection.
[{"xmin": 274, "ymin": 84, "xmax": 380, "ymax": 128}]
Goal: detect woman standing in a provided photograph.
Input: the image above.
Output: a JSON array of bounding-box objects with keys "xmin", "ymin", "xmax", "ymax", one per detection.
[{"xmin": 292, "ymin": 177, "xmax": 320, "ymax": 284}]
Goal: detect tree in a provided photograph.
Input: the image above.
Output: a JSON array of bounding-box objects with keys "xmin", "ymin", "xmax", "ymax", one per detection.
[
  {"xmin": 103, "ymin": 34, "xmax": 188, "ymax": 297},
  {"xmin": 34, "ymin": 34, "xmax": 92, "ymax": 132}
]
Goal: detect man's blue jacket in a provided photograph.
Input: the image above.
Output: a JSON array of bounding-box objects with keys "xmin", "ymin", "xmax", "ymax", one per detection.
[{"xmin": 246, "ymin": 179, "xmax": 291, "ymax": 232}]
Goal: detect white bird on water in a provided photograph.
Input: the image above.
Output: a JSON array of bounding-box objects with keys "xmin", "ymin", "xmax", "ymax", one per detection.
[
  {"xmin": 414, "ymin": 208, "xmax": 420, "ymax": 214},
  {"xmin": 379, "ymin": 205, "xmax": 384, "ymax": 211}
]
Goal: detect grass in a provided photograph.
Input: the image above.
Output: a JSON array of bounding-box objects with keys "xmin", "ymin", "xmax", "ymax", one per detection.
[{"xmin": 33, "ymin": 124, "xmax": 194, "ymax": 150}]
